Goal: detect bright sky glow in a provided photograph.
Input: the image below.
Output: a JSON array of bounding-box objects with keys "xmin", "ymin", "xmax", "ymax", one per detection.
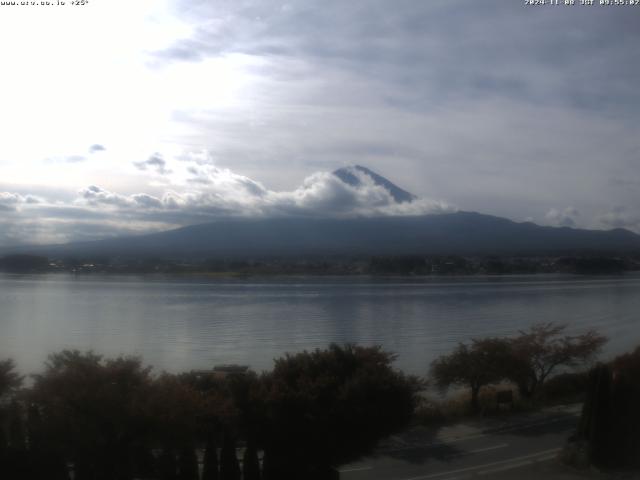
[{"xmin": 0, "ymin": 0, "xmax": 257, "ymax": 190}]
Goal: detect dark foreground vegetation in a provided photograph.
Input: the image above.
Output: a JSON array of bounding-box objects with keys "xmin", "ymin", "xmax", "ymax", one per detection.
[
  {"xmin": 567, "ymin": 346, "xmax": 640, "ymax": 470},
  {"xmin": 1, "ymin": 325, "xmax": 638, "ymax": 478},
  {"xmin": 0, "ymin": 345, "xmax": 421, "ymax": 480},
  {"xmin": 1, "ymin": 253, "xmax": 639, "ymax": 275}
]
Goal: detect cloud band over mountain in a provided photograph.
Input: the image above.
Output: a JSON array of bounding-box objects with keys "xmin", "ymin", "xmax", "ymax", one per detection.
[{"xmin": 0, "ymin": 163, "xmax": 453, "ymax": 246}]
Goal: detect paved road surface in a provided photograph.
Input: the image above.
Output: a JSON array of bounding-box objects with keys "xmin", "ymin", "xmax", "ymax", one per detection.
[{"xmin": 340, "ymin": 406, "xmax": 582, "ymax": 480}]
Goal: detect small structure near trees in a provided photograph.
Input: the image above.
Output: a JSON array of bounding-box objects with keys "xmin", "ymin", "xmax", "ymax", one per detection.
[{"xmin": 495, "ymin": 390, "xmax": 514, "ymax": 411}]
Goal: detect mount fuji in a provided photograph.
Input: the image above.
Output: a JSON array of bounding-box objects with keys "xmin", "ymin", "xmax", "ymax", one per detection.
[{"xmin": 5, "ymin": 166, "xmax": 640, "ymax": 259}]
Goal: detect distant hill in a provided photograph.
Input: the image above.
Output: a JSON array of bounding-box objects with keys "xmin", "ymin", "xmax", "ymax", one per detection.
[{"xmin": 9, "ymin": 211, "xmax": 640, "ymax": 259}]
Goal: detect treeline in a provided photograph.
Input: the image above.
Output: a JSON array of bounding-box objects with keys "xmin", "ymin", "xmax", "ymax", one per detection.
[
  {"xmin": 2, "ymin": 253, "xmax": 639, "ymax": 275},
  {"xmin": 0, "ymin": 345, "xmax": 421, "ymax": 480},
  {"xmin": 0, "ymin": 255, "xmax": 49, "ymax": 273},
  {"xmin": 369, "ymin": 255, "xmax": 639, "ymax": 275}
]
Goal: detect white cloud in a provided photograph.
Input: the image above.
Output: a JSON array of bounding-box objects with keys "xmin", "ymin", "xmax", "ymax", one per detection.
[
  {"xmin": 0, "ymin": 192, "xmax": 22, "ymax": 208},
  {"xmin": 133, "ymin": 154, "xmax": 171, "ymax": 175},
  {"xmin": 132, "ymin": 194, "xmax": 164, "ymax": 209},
  {"xmin": 162, "ymin": 165, "xmax": 454, "ymax": 219},
  {"xmin": 89, "ymin": 144, "xmax": 106, "ymax": 154},
  {"xmin": 0, "ymin": 192, "xmax": 43, "ymax": 211},
  {"xmin": 597, "ymin": 207, "xmax": 640, "ymax": 231},
  {"xmin": 0, "ymin": 164, "xmax": 454, "ymax": 246},
  {"xmin": 78, "ymin": 185, "xmax": 132, "ymax": 208},
  {"xmin": 545, "ymin": 207, "xmax": 580, "ymax": 228}
]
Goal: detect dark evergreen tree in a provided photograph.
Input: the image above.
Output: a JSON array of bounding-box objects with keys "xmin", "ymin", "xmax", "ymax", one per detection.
[
  {"xmin": 202, "ymin": 438, "xmax": 219, "ymax": 480},
  {"xmin": 131, "ymin": 446, "xmax": 157, "ymax": 480},
  {"xmin": 578, "ymin": 347, "xmax": 640, "ymax": 468},
  {"xmin": 260, "ymin": 448, "xmax": 295, "ymax": 480},
  {"xmin": 73, "ymin": 457, "xmax": 94, "ymax": 480},
  {"xmin": 579, "ymin": 364, "xmax": 612, "ymax": 466},
  {"xmin": 158, "ymin": 448, "xmax": 178, "ymax": 480},
  {"xmin": 7, "ymin": 400, "xmax": 26, "ymax": 449},
  {"xmin": 242, "ymin": 440, "xmax": 261, "ymax": 480},
  {"xmin": 36, "ymin": 451, "xmax": 70, "ymax": 480},
  {"xmin": 260, "ymin": 449, "xmax": 272, "ymax": 480},
  {"xmin": 219, "ymin": 434, "xmax": 241, "ymax": 480},
  {"xmin": 26, "ymin": 404, "xmax": 70, "ymax": 480},
  {"xmin": 0, "ymin": 419, "xmax": 6, "ymax": 453},
  {"xmin": 2, "ymin": 448, "xmax": 30, "ymax": 480},
  {"xmin": 111, "ymin": 444, "xmax": 134, "ymax": 480},
  {"xmin": 178, "ymin": 446, "xmax": 199, "ymax": 480}
]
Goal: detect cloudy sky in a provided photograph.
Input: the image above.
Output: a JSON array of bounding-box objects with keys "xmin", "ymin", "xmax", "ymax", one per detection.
[{"xmin": 0, "ymin": 0, "xmax": 638, "ymax": 245}]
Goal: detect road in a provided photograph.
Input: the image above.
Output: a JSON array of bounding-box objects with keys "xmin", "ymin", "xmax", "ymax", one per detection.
[{"xmin": 339, "ymin": 406, "xmax": 582, "ymax": 480}]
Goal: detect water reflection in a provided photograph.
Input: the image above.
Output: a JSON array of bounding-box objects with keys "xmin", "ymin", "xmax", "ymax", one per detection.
[{"xmin": 1, "ymin": 273, "xmax": 639, "ymax": 375}]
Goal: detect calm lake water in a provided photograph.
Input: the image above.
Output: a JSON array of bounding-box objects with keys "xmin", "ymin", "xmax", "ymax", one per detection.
[{"xmin": 1, "ymin": 273, "xmax": 639, "ymax": 376}]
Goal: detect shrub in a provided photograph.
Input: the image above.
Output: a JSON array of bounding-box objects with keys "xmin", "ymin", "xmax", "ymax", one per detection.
[
  {"xmin": 539, "ymin": 372, "xmax": 589, "ymax": 404},
  {"xmin": 262, "ymin": 344, "xmax": 422, "ymax": 474}
]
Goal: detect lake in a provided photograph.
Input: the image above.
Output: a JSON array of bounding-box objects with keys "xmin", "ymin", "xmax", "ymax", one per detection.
[{"xmin": 1, "ymin": 273, "xmax": 639, "ymax": 376}]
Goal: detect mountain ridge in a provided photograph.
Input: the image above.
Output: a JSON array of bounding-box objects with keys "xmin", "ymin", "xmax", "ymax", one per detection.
[
  {"xmin": 3, "ymin": 166, "xmax": 639, "ymax": 259},
  {"xmin": 5, "ymin": 211, "xmax": 640, "ymax": 259}
]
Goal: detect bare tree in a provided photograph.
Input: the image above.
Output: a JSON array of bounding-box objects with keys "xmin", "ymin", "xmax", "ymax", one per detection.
[
  {"xmin": 508, "ymin": 323, "xmax": 607, "ymax": 398},
  {"xmin": 430, "ymin": 338, "xmax": 512, "ymax": 412}
]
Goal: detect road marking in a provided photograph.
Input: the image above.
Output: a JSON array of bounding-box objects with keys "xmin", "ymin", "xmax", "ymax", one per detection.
[
  {"xmin": 339, "ymin": 443, "xmax": 509, "ymax": 473},
  {"xmin": 400, "ymin": 447, "xmax": 561, "ymax": 480},
  {"xmin": 339, "ymin": 444, "xmax": 508, "ymax": 475},
  {"xmin": 445, "ymin": 443, "xmax": 508, "ymax": 458},
  {"xmin": 338, "ymin": 465, "xmax": 373, "ymax": 473},
  {"xmin": 382, "ymin": 415, "xmax": 574, "ymax": 453},
  {"xmin": 477, "ymin": 453, "xmax": 557, "ymax": 475}
]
